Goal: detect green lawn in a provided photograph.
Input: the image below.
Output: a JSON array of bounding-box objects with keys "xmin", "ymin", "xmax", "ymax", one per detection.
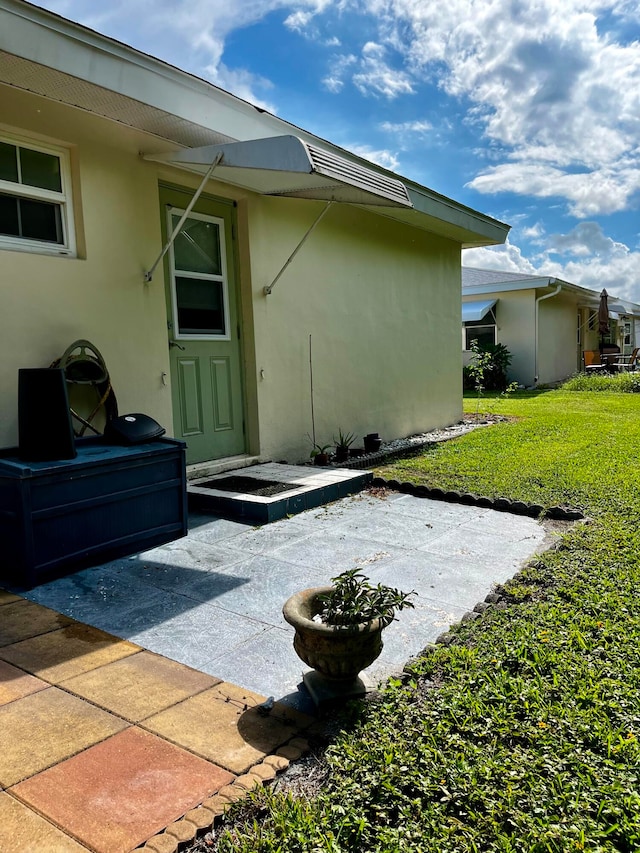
[
  {"xmin": 379, "ymin": 390, "xmax": 640, "ymax": 516},
  {"xmin": 215, "ymin": 390, "xmax": 640, "ymax": 852}
]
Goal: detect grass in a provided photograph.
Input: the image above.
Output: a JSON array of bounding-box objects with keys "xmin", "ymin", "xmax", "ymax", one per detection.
[
  {"xmin": 377, "ymin": 390, "xmax": 640, "ymax": 515},
  {"xmin": 560, "ymin": 372, "xmax": 640, "ymax": 393},
  {"xmin": 211, "ymin": 390, "xmax": 640, "ymax": 852}
]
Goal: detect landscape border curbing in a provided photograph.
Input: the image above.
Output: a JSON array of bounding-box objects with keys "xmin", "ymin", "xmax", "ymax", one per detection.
[
  {"xmin": 137, "ymin": 740, "xmax": 309, "ymax": 852},
  {"xmin": 370, "ymin": 476, "xmax": 585, "ymax": 521}
]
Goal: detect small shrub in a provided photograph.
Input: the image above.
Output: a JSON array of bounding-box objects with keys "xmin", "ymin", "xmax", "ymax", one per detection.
[
  {"xmin": 318, "ymin": 569, "xmax": 415, "ymax": 627},
  {"xmin": 464, "ymin": 341, "xmax": 513, "ymax": 392}
]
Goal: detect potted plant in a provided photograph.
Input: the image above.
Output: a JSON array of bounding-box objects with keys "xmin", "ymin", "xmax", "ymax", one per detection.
[
  {"xmin": 333, "ymin": 428, "xmax": 356, "ymax": 463},
  {"xmin": 364, "ymin": 432, "xmax": 382, "ymax": 453},
  {"xmin": 310, "ymin": 442, "xmax": 331, "ymax": 466},
  {"xmin": 283, "ymin": 569, "xmax": 415, "ymax": 704}
]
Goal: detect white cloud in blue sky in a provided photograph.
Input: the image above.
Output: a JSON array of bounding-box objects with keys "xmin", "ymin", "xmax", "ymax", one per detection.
[{"xmin": 35, "ymin": 0, "xmax": 640, "ymax": 300}]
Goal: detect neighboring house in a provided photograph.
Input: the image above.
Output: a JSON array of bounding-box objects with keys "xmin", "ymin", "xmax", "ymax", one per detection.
[
  {"xmin": 0, "ymin": 1, "xmax": 509, "ymax": 467},
  {"xmin": 462, "ymin": 267, "xmax": 640, "ymax": 387}
]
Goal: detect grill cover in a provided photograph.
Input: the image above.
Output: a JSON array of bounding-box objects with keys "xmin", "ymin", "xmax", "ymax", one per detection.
[{"xmin": 104, "ymin": 414, "xmax": 165, "ymax": 445}]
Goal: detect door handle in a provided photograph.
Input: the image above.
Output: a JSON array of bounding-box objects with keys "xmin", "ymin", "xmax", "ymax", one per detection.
[{"xmin": 169, "ymin": 340, "xmax": 185, "ymax": 350}]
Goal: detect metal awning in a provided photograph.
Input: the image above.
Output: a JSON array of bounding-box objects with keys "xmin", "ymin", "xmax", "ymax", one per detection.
[
  {"xmin": 609, "ymin": 302, "xmax": 629, "ymax": 317},
  {"xmin": 146, "ymin": 135, "xmax": 412, "ymax": 208},
  {"xmin": 462, "ymin": 299, "xmax": 498, "ymax": 322}
]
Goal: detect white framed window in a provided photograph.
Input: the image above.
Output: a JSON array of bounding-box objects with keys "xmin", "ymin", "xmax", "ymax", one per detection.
[
  {"xmin": 0, "ymin": 133, "xmax": 76, "ymax": 256},
  {"xmin": 464, "ymin": 321, "xmax": 497, "ymax": 350},
  {"xmin": 167, "ymin": 208, "xmax": 231, "ymax": 340}
]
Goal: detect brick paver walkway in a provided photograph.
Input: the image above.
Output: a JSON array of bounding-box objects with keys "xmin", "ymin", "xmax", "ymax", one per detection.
[{"xmin": 0, "ymin": 589, "xmax": 312, "ymax": 853}]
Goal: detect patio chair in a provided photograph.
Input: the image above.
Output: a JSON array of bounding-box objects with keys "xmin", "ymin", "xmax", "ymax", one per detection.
[
  {"xmin": 613, "ymin": 348, "xmax": 640, "ymax": 372},
  {"xmin": 583, "ymin": 351, "xmax": 605, "ymax": 372}
]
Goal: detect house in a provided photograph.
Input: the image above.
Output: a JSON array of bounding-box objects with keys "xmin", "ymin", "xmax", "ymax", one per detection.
[
  {"xmin": 0, "ymin": 0, "xmax": 509, "ymax": 468},
  {"xmin": 462, "ymin": 267, "xmax": 640, "ymax": 387}
]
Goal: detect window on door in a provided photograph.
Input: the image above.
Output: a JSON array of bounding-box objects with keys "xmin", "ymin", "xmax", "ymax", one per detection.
[
  {"xmin": 168, "ymin": 209, "xmax": 230, "ymax": 339},
  {"xmin": 0, "ymin": 134, "xmax": 76, "ymax": 255}
]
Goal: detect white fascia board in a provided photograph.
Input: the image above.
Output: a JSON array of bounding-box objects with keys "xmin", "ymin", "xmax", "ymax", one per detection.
[
  {"xmin": 405, "ymin": 186, "xmax": 509, "ymax": 247},
  {"xmin": 463, "ymin": 277, "xmax": 640, "ymax": 316},
  {"xmin": 463, "ymin": 278, "xmax": 557, "ymax": 296}
]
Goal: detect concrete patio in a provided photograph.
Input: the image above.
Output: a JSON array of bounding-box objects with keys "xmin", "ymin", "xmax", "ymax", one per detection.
[
  {"xmin": 21, "ymin": 487, "xmax": 549, "ymax": 709},
  {"xmin": 0, "ymin": 486, "xmax": 553, "ymax": 852}
]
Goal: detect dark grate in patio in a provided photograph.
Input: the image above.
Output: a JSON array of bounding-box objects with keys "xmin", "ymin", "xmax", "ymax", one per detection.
[{"xmin": 197, "ymin": 475, "xmax": 300, "ymax": 497}]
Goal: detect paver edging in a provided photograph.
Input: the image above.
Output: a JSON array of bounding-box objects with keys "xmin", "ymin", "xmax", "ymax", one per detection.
[
  {"xmin": 136, "ymin": 747, "xmax": 302, "ymax": 852},
  {"xmin": 371, "ymin": 476, "xmax": 584, "ymax": 521}
]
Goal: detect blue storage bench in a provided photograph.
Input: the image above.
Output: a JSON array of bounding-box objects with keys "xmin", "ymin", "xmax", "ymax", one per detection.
[{"xmin": 0, "ymin": 437, "xmax": 187, "ymax": 589}]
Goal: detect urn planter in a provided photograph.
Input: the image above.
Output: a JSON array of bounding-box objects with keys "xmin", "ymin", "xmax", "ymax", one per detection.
[{"xmin": 283, "ymin": 586, "xmax": 384, "ymax": 704}]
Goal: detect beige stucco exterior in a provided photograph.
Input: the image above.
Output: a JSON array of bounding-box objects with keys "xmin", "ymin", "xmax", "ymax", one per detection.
[
  {"xmin": 0, "ymin": 0, "xmax": 508, "ymax": 462},
  {"xmin": 463, "ymin": 288, "xmax": 580, "ymax": 386},
  {"xmin": 463, "ymin": 281, "xmax": 638, "ymax": 387},
  {"xmin": 247, "ymin": 197, "xmax": 462, "ymax": 460},
  {"xmin": 0, "ymin": 83, "xmax": 464, "ymax": 461},
  {"xmin": 0, "ymin": 89, "xmax": 174, "ymax": 446}
]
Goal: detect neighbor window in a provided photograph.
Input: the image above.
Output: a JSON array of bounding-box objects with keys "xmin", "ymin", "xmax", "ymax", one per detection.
[
  {"xmin": 464, "ymin": 319, "xmax": 496, "ymax": 350},
  {"xmin": 0, "ymin": 135, "xmax": 75, "ymax": 255}
]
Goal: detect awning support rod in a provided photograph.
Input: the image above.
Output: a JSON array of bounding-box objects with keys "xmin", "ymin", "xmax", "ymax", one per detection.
[
  {"xmin": 144, "ymin": 152, "xmax": 223, "ymax": 282},
  {"xmin": 264, "ymin": 201, "xmax": 333, "ymax": 296}
]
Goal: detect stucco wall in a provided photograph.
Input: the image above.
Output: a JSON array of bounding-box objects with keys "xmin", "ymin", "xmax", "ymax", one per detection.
[
  {"xmin": 537, "ymin": 293, "xmax": 580, "ymax": 384},
  {"xmin": 463, "ymin": 289, "xmax": 583, "ymax": 388},
  {"xmin": 1, "ymin": 85, "xmax": 463, "ymax": 460},
  {"xmin": 0, "ymin": 89, "xmax": 174, "ymax": 447},
  {"xmin": 247, "ymin": 197, "xmax": 462, "ymax": 461},
  {"xmin": 463, "ymin": 291, "xmax": 536, "ymax": 386},
  {"xmin": 497, "ymin": 291, "xmax": 537, "ymax": 385}
]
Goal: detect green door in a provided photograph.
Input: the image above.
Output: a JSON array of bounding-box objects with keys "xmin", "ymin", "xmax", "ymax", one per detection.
[{"xmin": 159, "ymin": 185, "xmax": 245, "ymax": 464}]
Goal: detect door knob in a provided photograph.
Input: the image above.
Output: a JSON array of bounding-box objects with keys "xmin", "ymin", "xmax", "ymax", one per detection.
[{"xmin": 169, "ymin": 340, "xmax": 185, "ymax": 350}]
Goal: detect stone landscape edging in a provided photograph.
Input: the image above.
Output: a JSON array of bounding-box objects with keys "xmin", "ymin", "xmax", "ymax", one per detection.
[{"xmin": 371, "ymin": 476, "xmax": 584, "ymax": 521}]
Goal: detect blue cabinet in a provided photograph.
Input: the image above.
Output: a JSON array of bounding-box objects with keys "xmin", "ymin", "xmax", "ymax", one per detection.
[{"xmin": 0, "ymin": 438, "xmax": 187, "ymax": 589}]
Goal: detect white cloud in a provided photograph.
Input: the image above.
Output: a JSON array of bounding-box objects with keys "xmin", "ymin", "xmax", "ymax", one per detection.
[
  {"xmin": 323, "ymin": 76, "xmax": 345, "ymax": 93},
  {"xmin": 349, "ymin": 144, "xmax": 401, "ymax": 171},
  {"xmin": 284, "ymin": 9, "xmax": 316, "ymax": 31},
  {"xmin": 352, "ymin": 42, "xmax": 415, "ymax": 98},
  {"xmin": 538, "ymin": 251, "xmax": 640, "ymax": 303},
  {"xmin": 520, "ymin": 222, "xmax": 545, "ymax": 241},
  {"xmin": 284, "ymin": 2, "xmax": 341, "ymax": 44},
  {"xmin": 204, "ymin": 63, "xmax": 276, "ymax": 112},
  {"xmin": 284, "ymin": 0, "xmax": 335, "ymax": 33},
  {"xmin": 465, "ymin": 227, "xmax": 640, "ymax": 304},
  {"xmin": 36, "ymin": 0, "xmax": 331, "ymax": 104},
  {"xmin": 380, "ymin": 119, "xmax": 431, "ymax": 134},
  {"xmin": 468, "ymin": 162, "xmax": 640, "ymax": 217},
  {"xmin": 322, "ymin": 52, "xmax": 357, "ymax": 93},
  {"xmin": 545, "ymin": 222, "xmax": 625, "ymax": 259},
  {"xmin": 463, "ymin": 239, "xmax": 539, "ymax": 275},
  {"xmin": 362, "ymin": 0, "xmax": 640, "ymax": 216}
]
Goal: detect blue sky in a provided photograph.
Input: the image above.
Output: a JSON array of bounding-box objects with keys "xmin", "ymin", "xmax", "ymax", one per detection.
[{"xmin": 37, "ymin": 0, "xmax": 640, "ymax": 301}]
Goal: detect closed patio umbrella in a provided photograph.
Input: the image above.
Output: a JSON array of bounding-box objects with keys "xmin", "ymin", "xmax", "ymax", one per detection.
[{"xmin": 598, "ymin": 289, "xmax": 609, "ymax": 351}]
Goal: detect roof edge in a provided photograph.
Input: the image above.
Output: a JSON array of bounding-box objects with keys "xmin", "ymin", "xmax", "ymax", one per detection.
[{"xmin": 1, "ymin": 0, "xmax": 509, "ymax": 245}]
